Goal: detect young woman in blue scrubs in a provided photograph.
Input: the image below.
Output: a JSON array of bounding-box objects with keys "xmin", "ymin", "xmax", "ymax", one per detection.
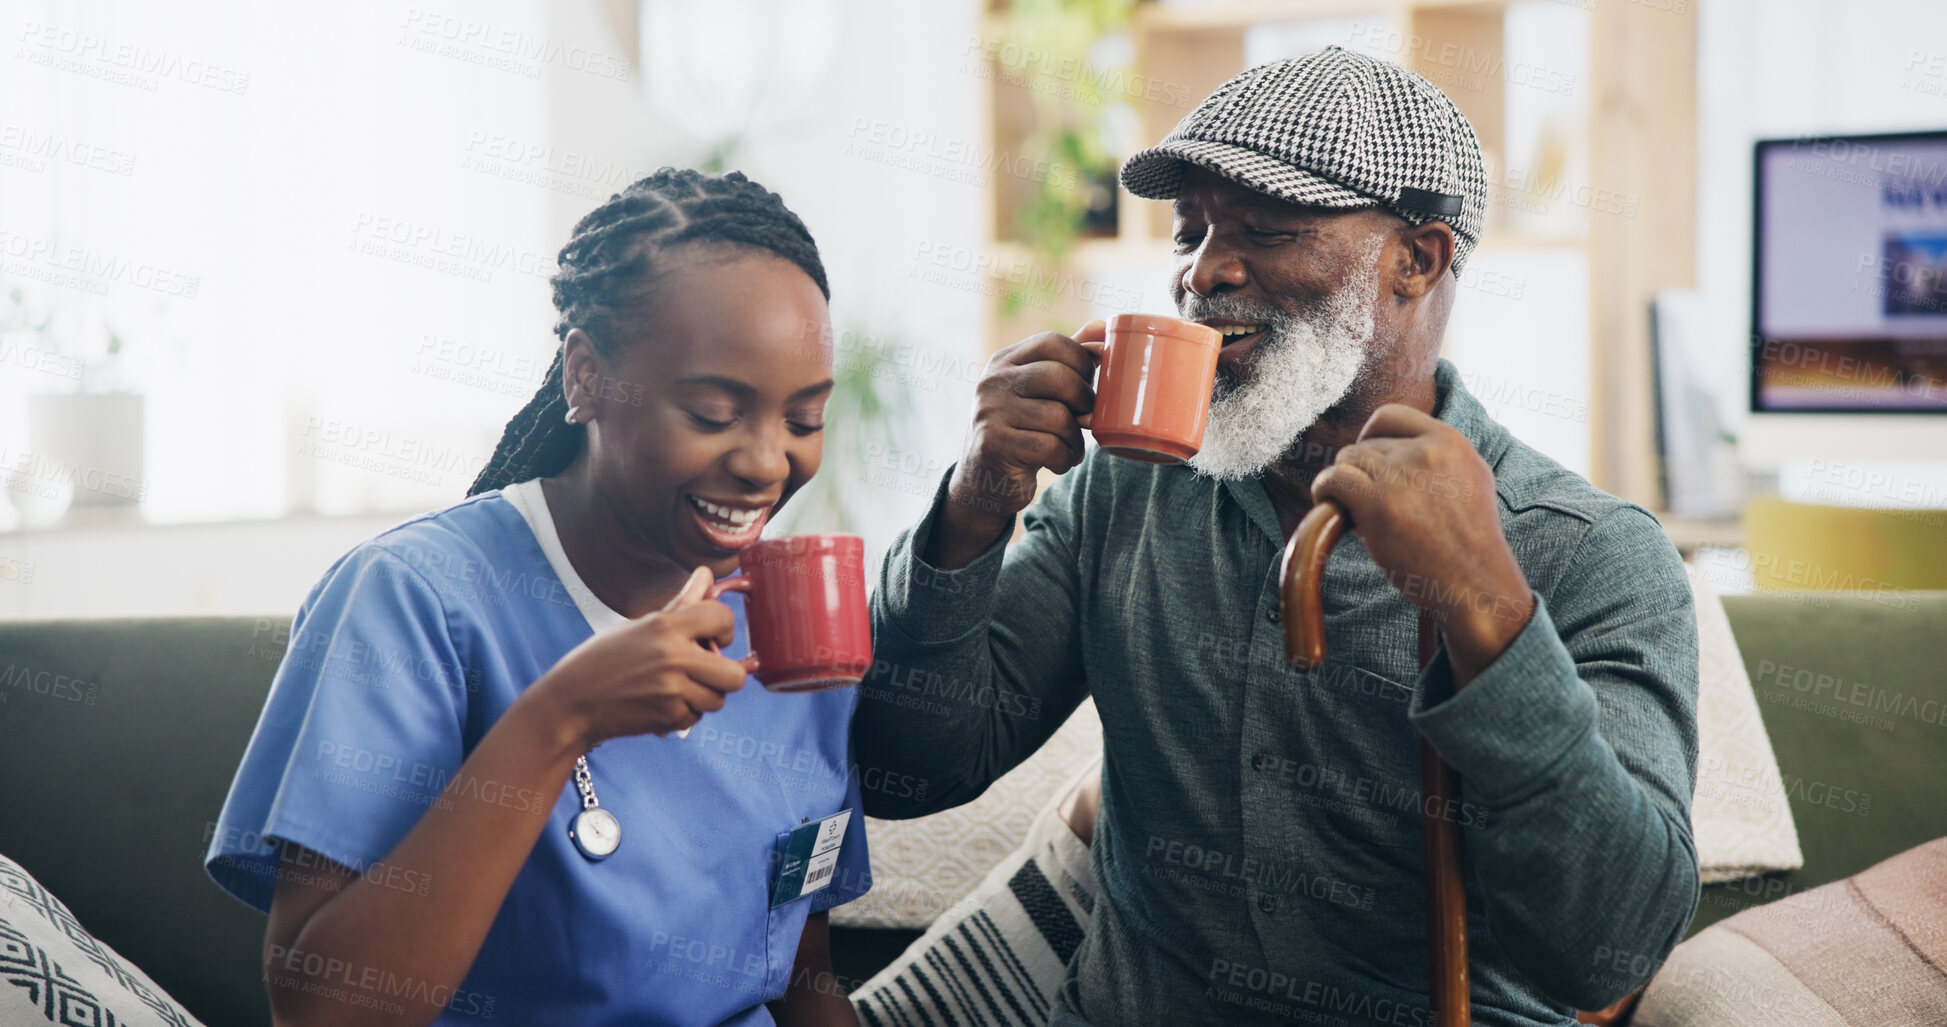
[{"xmin": 206, "ymin": 170, "xmax": 869, "ymax": 1026}]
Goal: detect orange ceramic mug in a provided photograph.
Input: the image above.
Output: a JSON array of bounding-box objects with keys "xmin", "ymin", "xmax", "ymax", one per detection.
[{"xmin": 1084, "ymin": 313, "xmax": 1222, "ymax": 463}]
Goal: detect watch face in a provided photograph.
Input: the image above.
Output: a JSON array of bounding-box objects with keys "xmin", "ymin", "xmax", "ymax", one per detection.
[{"xmin": 571, "ymin": 808, "xmax": 621, "ymax": 860}]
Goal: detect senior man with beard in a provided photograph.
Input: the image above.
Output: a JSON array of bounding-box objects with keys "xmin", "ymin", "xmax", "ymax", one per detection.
[{"xmin": 852, "ymin": 47, "xmax": 1698, "ymax": 1027}]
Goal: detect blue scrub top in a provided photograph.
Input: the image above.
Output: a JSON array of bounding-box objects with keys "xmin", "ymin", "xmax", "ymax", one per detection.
[{"xmin": 206, "ymin": 489, "xmax": 871, "ymax": 1026}]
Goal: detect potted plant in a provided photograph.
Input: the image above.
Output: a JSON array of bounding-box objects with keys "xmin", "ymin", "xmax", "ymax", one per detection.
[
  {"xmin": 2, "ymin": 289, "xmax": 148, "ymax": 525},
  {"xmin": 769, "ymin": 319, "xmax": 917, "ymax": 541}
]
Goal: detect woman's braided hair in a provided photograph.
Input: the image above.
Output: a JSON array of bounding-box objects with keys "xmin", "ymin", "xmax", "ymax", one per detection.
[{"xmin": 466, "ymin": 168, "xmax": 829, "ymax": 496}]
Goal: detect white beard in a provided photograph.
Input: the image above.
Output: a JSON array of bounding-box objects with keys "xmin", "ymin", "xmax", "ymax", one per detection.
[{"xmin": 1182, "ymin": 256, "xmax": 1381, "ymax": 481}]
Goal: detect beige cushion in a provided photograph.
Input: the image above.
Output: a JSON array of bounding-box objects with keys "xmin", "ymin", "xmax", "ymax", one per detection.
[
  {"xmin": 1686, "ymin": 560, "xmax": 1804, "ymax": 883},
  {"xmin": 1634, "ymin": 836, "xmax": 1947, "ymax": 1026}
]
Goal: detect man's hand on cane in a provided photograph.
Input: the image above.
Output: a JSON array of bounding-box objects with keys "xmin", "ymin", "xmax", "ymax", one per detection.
[{"xmin": 1310, "ymin": 404, "xmax": 1535, "ymax": 685}]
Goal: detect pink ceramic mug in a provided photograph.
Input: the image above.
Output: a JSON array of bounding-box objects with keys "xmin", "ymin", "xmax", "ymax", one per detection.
[{"xmin": 705, "ymin": 534, "xmax": 873, "ymax": 693}]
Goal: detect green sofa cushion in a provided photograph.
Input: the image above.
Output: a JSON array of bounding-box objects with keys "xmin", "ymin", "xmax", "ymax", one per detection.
[
  {"xmin": 1693, "ymin": 592, "xmax": 1947, "ymax": 934},
  {"xmin": 0, "ymin": 616, "xmax": 288, "ymax": 1027}
]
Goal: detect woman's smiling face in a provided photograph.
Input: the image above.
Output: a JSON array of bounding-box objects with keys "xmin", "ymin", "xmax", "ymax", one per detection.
[{"xmin": 563, "ymin": 245, "xmax": 834, "ymax": 579}]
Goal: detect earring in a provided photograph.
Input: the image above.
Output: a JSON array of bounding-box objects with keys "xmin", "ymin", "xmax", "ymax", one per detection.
[{"xmin": 564, "ymin": 405, "xmax": 585, "ymax": 425}]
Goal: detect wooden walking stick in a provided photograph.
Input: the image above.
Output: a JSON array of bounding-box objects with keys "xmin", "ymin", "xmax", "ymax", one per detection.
[{"xmin": 1281, "ymin": 499, "xmax": 1471, "ymax": 1027}]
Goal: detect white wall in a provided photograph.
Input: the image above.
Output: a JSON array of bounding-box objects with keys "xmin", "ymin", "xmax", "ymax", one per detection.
[
  {"xmin": 0, "ymin": 513, "xmax": 406, "ymax": 619},
  {"xmin": 0, "ymin": 0, "xmax": 563, "ymax": 528},
  {"xmin": 1697, "ymin": 0, "xmax": 1947, "ymax": 473},
  {"xmin": 0, "ymin": 0, "xmax": 991, "ymax": 618}
]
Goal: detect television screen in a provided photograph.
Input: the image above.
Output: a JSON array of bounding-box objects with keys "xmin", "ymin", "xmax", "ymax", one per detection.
[{"xmin": 1752, "ymin": 132, "xmax": 1947, "ymax": 411}]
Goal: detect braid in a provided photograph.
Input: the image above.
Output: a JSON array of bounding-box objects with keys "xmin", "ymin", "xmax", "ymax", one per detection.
[{"xmin": 467, "ymin": 169, "xmax": 829, "ymax": 496}]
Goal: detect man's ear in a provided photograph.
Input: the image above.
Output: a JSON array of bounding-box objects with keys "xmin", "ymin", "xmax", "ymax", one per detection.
[
  {"xmin": 560, "ymin": 328, "xmax": 605, "ymax": 413},
  {"xmin": 1393, "ymin": 219, "xmax": 1456, "ymax": 300}
]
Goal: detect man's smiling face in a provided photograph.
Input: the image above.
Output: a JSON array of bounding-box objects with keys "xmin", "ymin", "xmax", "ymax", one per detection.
[{"xmin": 1168, "ymin": 167, "xmax": 1401, "ymax": 479}]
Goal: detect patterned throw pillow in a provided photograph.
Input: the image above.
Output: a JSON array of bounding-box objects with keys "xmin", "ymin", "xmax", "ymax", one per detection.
[{"xmin": 0, "ymin": 854, "xmax": 204, "ymax": 1027}]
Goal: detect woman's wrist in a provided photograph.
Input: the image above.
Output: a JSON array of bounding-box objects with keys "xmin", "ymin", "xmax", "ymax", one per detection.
[{"xmin": 508, "ymin": 672, "xmax": 597, "ymax": 763}]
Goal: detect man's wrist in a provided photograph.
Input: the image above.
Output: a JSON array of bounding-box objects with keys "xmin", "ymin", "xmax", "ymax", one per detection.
[
  {"xmin": 926, "ymin": 502, "xmax": 1020, "ymax": 572},
  {"xmin": 1441, "ymin": 580, "xmax": 1536, "ymax": 686},
  {"xmin": 924, "ymin": 487, "xmax": 1016, "ymax": 571}
]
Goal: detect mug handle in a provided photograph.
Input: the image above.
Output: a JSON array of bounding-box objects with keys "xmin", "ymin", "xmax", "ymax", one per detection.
[
  {"xmin": 702, "ymin": 577, "xmax": 762, "ymax": 675},
  {"xmin": 1076, "ymin": 324, "xmax": 1108, "ymax": 429}
]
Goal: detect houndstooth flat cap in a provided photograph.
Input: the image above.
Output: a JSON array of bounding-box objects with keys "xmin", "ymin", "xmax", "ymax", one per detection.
[{"xmin": 1121, "ymin": 46, "xmax": 1487, "ymax": 275}]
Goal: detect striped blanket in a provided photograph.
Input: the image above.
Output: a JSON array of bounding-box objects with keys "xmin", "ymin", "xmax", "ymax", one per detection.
[{"xmin": 852, "ymin": 774, "xmax": 1097, "ymax": 1027}]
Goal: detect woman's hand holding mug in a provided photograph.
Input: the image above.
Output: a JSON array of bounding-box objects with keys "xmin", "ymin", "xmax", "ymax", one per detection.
[{"xmin": 530, "ymin": 566, "xmax": 750, "ymax": 747}]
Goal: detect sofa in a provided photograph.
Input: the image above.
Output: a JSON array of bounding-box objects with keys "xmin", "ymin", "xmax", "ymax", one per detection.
[{"xmin": 1, "ymin": 593, "xmax": 1943, "ymax": 1027}]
